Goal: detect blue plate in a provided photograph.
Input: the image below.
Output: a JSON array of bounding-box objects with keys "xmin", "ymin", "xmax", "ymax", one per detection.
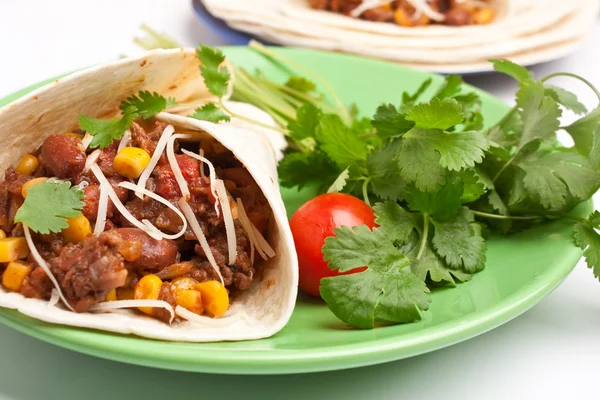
[{"xmin": 192, "ymin": 0, "xmax": 255, "ymax": 45}]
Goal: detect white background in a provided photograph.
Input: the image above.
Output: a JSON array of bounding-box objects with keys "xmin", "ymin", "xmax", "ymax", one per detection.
[{"xmin": 0, "ymin": 1, "xmax": 599, "ymax": 399}]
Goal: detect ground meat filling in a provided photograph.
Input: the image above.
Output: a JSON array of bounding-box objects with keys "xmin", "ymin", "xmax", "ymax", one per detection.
[{"xmin": 0, "ymin": 120, "xmax": 271, "ymax": 319}]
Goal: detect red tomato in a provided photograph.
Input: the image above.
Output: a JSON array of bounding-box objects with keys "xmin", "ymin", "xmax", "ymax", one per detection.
[{"xmin": 289, "ymin": 193, "xmax": 376, "ymax": 297}]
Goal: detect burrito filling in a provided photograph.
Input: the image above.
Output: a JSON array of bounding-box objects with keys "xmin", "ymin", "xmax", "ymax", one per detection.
[{"xmin": 0, "ymin": 119, "xmax": 275, "ymax": 324}]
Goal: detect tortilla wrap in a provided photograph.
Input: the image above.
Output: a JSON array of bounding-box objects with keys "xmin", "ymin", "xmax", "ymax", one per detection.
[{"xmin": 0, "ymin": 49, "xmax": 298, "ymax": 342}]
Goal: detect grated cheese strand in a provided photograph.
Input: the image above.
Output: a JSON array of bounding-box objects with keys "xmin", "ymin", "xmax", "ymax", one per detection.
[
  {"xmin": 47, "ymin": 289, "xmax": 59, "ymax": 308},
  {"xmin": 117, "ymin": 129, "xmax": 132, "ymax": 152},
  {"xmin": 236, "ymin": 198, "xmax": 263, "ymax": 262},
  {"xmin": 199, "ymin": 148, "xmax": 205, "ymax": 178},
  {"xmin": 180, "ymin": 148, "xmax": 220, "ymax": 217},
  {"xmin": 166, "ymin": 133, "xmax": 194, "ymax": 201},
  {"xmin": 24, "ymin": 225, "xmax": 76, "ymax": 312},
  {"xmin": 178, "ymin": 198, "xmax": 224, "ymax": 285},
  {"xmin": 215, "ymin": 180, "xmax": 237, "ymax": 265},
  {"xmin": 82, "ymin": 134, "xmax": 93, "ymax": 150},
  {"xmin": 350, "ymin": 0, "xmax": 393, "ymax": 17},
  {"xmin": 135, "ymin": 124, "xmax": 175, "ymax": 199},
  {"xmin": 252, "ymin": 224, "xmax": 275, "ymax": 258},
  {"xmin": 84, "ymin": 149, "xmax": 102, "ymax": 171},
  {"xmin": 90, "ymin": 163, "xmax": 163, "ymax": 241},
  {"xmin": 350, "ymin": 0, "xmax": 445, "ymax": 21},
  {"xmin": 118, "ymin": 181, "xmax": 188, "ymax": 240},
  {"xmin": 94, "ymin": 184, "xmax": 109, "ymax": 236},
  {"xmin": 90, "ymin": 300, "xmax": 175, "ymax": 324}
]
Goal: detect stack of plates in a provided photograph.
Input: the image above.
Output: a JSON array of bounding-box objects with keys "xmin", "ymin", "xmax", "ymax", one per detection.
[{"xmin": 199, "ymin": 0, "xmax": 599, "ymax": 73}]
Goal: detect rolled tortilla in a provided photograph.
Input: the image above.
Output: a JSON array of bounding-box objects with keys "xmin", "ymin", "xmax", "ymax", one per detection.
[{"xmin": 0, "ymin": 49, "xmax": 298, "ymax": 342}]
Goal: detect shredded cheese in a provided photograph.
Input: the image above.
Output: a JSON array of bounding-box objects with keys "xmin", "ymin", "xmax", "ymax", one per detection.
[
  {"xmin": 215, "ymin": 180, "xmax": 237, "ymax": 265},
  {"xmin": 236, "ymin": 198, "xmax": 262, "ymax": 263},
  {"xmin": 166, "ymin": 133, "xmax": 193, "ymax": 201},
  {"xmin": 77, "ymin": 181, "xmax": 89, "ymax": 191},
  {"xmin": 117, "ymin": 129, "xmax": 132, "ymax": 152},
  {"xmin": 135, "ymin": 124, "xmax": 175, "ymax": 199},
  {"xmin": 94, "ymin": 184, "xmax": 109, "ymax": 236},
  {"xmin": 350, "ymin": 0, "xmax": 445, "ymax": 21},
  {"xmin": 89, "ymin": 300, "xmax": 175, "ymax": 324},
  {"xmin": 118, "ymin": 181, "xmax": 188, "ymax": 240},
  {"xmin": 178, "ymin": 198, "xmax": 224, "ymax": 285},
  {"xmin": 47, "ymin": 289, "xmax": 59, "ymax": 308},
  {"xmin": 252, "ymin": 224, "xmax": 275, "ymax": 258},
  {"xmin": 23, "ymin": 225, "xmax": 75, "ymax": 312},
  {"xmin": 90, "ymin": 163, "xmax": 163, "ymax": 241},
  {"xmin": 82, "ymin": 133, "xmax": 93, "ymax": 150},
  {"xmin": 199, "ymin": 148, "xmax": 205, "ymax": 178},
  {"xmin": 85, "ymin": 149, "xmax": 102, "ymax": 172},
  {"xmin": 180, "ymin": 148, "xmax": 220, "ymax": 217}
]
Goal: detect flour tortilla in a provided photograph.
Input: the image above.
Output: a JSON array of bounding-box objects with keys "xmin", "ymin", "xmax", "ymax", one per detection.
[{"xmin": 0, "ymin": 49, "xmax": 298, "ymax": 342}]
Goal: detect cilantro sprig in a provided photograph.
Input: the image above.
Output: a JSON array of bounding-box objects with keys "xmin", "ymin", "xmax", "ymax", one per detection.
[{"xmin": 14, "ymin": 181, "xmax": 84, "ymax": 234}]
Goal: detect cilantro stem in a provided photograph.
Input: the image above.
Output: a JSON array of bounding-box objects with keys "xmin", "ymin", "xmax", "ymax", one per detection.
[
  {"xmin": 416, "ymin": 214, "xmax": 429, "ymax": 260},
  {"xmin": 256, "ymin": 75, "xmax": 339, "ymax": 114},
  {"xmin": 541, "ymin": 72, "xmax": 600, "ymax": 102},
  {"xmin": 362, "ymin": 178, "xmax": 371, "ymax": 206},
  {"xmin": 134, "ymin": 24, "xmax": 181, "ymax": 50},
  {"xmin": 218, "ymin": 100, "xmax": 290, "ymax": 136},
  {"xmin": 492, "ymin": 151, "xmax": 518, "ymax": 183},
  {"xmin": 471, "ymin": 210, "xmax": 588, "ymax": 224},
  {"xmin": 234, "ymin": 68, "xmax": 298, "ymax": 119},
  {"xmin": 249, "ymin": 40, "xmax": 352, "ymax": 125}
]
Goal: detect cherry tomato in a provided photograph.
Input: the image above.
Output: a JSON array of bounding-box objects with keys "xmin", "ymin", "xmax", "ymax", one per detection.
[{"xmin": 290, "ymin": 193, "xmax": 376, "ymax": 297}]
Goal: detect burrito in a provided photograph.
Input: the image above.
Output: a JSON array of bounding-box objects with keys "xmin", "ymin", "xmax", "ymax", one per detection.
[{"xmin": 0, "ymin": 49, "xmax": 298, "ymax": 342}]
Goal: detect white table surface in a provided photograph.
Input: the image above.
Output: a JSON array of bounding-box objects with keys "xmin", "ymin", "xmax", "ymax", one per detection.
[{"xmin": 0, "ymin": 1, "xmax": 599, "ymax": 399}]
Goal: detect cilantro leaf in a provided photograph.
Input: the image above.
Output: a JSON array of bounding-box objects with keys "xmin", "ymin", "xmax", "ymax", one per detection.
[
  {"xmin": 367, "ymin": 140, "xmax": 406, "ymax": 201},
  {"xmin": 454, "ymin": 92, "xmax": 484, "ymax": 131},
  {"xmin": 316, "ymin": 114, "xmax": 369, "ymax": 167},
  {"xmin": 285, "ymin": 76, "xmax": 317, "ymax": 93},
  {"xmin": 371, "ymin": 104, "xmax": 414, "ymax": 140},
  {"xmin": 411, "ymin": 246, "xmax": 472, "ymax": 285},
  {"xmin": 373, "ymin": 202, "xmax": 415, "ymax": 244},
  {"xmin": 406, "ymin": 98, "xmax": 464, "ymax": 130},
  {"xmin": 545, "ymin": 86, "xmax": 587, "ymax": 115},
  {"xmin": 120, "ymin": 91, "xmax": 176, "ymax": 119},
  {"xmin": 278, "ymin": 151, "xmax": 338, "ymax": 190},
  {"xmin": 321, "ymin": 225, "xmax": 430, "ymax": 328},
  {"xmin": 516, "ymin": 80, "xmax": 562, "ymax": 149},
  {"xmin": 327, "ymin": 167, "xmax": 350, "ymax": 193},
  {"xmin": 573, "ymin": 223, "xmax": 600, "ymax": 280},
  {"xmin": 189, "ymin": 103, "xmax": 230, "ymax": 123},
  {"xmin": 491, "ymin": 59, "xmax": 533, "ymax": 82},
  {"xmin": 434, "ymin": 75, "xmax": 463, "ymax": 100},
  {"xmin": 431, "ymin": 208, "xmax": 486, "ymax": 273},
  {"xmin": 398, "ymin": 128, "xmax": 488, "ymax": 191},
  {"xmin": 196, "ymin": 45, "xmax": 230, "ymax": 98},
  {"xmin": 14, "ymin": 181, "xmax": 84, "ymax": 234},
  {"xmin": 79, "ymin": 106, "xmax": 138, "ymax": 149},
  {"xmin": 401, "ymin": 77, "xmax": 432, "ymax": 111},
  {"xmin": 405, "ymin": 179, "xmax": 463, "ymax": 221},
  {"xmin": 588, "ymin": 211, "xmax": 600, "ymax": 228},
  {"xmin": 460, "ymin": 168, "xmax": 490, "ymax": 203},
  {"xmin": 288, "ymin": 103, "xmax": 321, "ymax": 141},
  {"xmin": 516, "ymin": 152, "xmax": 600, "ymax": 210},
  {"xmin": 565, "ymin": 106, "xmax": 600, "ymax": 158}
]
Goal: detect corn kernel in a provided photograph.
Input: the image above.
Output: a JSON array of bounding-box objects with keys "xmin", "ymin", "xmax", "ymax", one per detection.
[
  {"xmin": 117, "ymin": 288, "xmax": 134, "ymax": 300},
  {"xmin": 21, "ymin": 177, "xmax": 48, "ymax": 198},
  {"xmin": 65, "ymin": 132, "xmax": 84, "ymax": 140},
  {"xmin": 175, "ymin": 289, "xmax": 204, "ymax": 315},
  {"xmin": 134, "ymin": 274, "xmax": 162, "ymax": 315},
  {"xmin": 195, "ymin": 280, "xmax": 229, "ymax": 317},
  {"xmin": 105, "ymin": 288, "xmax": 117, "ymax": 302},
  {"xmin": 15, "ymin": 155, "xmax": 39, "ymax": 176},
  {"xmin": 393, "ymin": 7, "xmax": 429, "ymax": 27},
  {"xmin": 113, "ymin": 147, "xmax": 151, "ymax": 179},
  {"xmin": 171, "ymin": 277, "xmax": 198, "ymax": 291},
  {"xmin": 474, "ymin": 7, "xmax": 495, "ymax": 24},
  {"xmin": 0, "ymin": 230, "xmax": 6, "ymax": 240},
  {"xmin": 0, "ymin": 237, "xmax": 30, "ymax": 263},
  {"xmin": 2, "ymin": 260, "xmax": 32, "ymax": 292},
  {"xmin": 62, "ymin": 215, "xmax": 92, "ymax": 243}
]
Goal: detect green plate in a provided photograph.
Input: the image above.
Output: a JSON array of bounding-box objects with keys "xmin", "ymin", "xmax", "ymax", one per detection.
[{"xmin": 0, "ymin": 47, "xmax": 589, "ymax": 375}]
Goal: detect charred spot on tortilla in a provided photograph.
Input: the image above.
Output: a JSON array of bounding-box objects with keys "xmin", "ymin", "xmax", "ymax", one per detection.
[{"xmin": 140, "ymin": 60, "xmax": 147, "ymax": 67}]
